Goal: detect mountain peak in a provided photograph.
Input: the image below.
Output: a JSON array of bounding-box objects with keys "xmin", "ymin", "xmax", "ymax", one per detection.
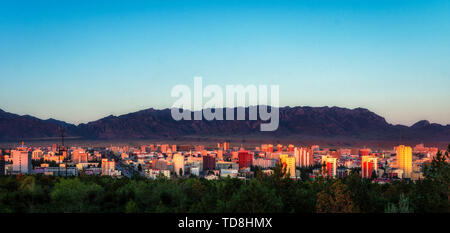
[{"xmin": 412, "ymin": 120, "xmax": 431, "ymax": 128}]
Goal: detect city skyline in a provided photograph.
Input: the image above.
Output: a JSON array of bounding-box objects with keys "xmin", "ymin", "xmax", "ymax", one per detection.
[{"xmin": 1, "ymin": 0, "xmax": 450, "ymax": 125}]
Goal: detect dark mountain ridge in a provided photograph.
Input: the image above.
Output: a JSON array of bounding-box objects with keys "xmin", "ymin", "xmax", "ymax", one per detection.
[{"xmin": 0, "ymin": 106, "xmax": 449, "ymax": 143}]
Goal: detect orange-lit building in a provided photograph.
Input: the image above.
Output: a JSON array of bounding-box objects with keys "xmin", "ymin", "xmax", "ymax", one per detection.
[
  {"xmin": 223, "ymin": 141, "xmax": 230, "ymax": 151},
  {"xmin": 413, "ymin": 143, "xmax": 438, "ymax": 157},
  {"xmin": 72, "ymin": 148, "xmax": 88, "ymax": 163},
  {"xmin": 359, "ymin": 148, "xmax": 371, "ymax": 157},
  {"xmin": 172, "ymin": 144, "xmax": 177, "ymax": 152},
  {"xmin": 396, "ymin": 145, "xmax": 412, "ymax": 179},
  {"xmin": 287, "ymin": 144, "xmax": 295, "ymax": 152},
  {"xmin": 361, "ymin": 155, "xmax": 378, "ymax": 178},
  {"xmin": 101, "ymin": 158, "xmax": 115, "ymax": 176},
  {"xmin": 321, "ymin": 155, "xmax": 337, "ymax": 178},
  {"xmin": 268, "ymin": 144, "xmax": 274, "ymax": 153},
  {"xmin": 295, "ymin": 147, "xmax": 314, "ymax": 167},
  {"xmin": 277, "ymin": 144, "xmax": 283, "ymax": 152},
  {"xmin": 217, "ymin": 149, "xmax": 223, "ymax": 161},
  {"xmin": 43, "ymin": 154, "xmax": 64, "ymax": 164},
  {"xmin": 32, "ymin": 149, "xmax": 43, "ymax": 160}
]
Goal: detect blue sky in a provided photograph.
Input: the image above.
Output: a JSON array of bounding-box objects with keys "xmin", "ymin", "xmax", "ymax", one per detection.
[{"xmin": 0, "ymin": 0, "xmax": 449, "ymax": 126}]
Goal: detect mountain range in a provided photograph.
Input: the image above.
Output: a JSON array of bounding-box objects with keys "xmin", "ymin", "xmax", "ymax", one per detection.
[{"xmin": 0, "ymin": 106, "xmax": 449, "ymax": 144}]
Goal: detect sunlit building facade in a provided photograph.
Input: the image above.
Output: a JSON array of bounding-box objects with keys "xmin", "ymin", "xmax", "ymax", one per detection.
[
  {"xmin": 361, "ymin": 155, "xmax": 378, "ymax": 179},
  {"xmin": 72, "ymin": 148, "xmax": 88, "ymax": 163},
  {"xmin": 101, "ymin": 158, "xmax": 116, "ymax": 176},
  {"xmin": 396, "ymin": 145, "xmax": 412, "ymax": 179},
  {"xmin": 32, "ymin": 149, "xmax": 43, "ymax": 160},
  {"xmin": 280, "ymin": 154, "xmax": 296, "ymax": 178},
  {"xmin": 294, "ymin": 147, "xmax": 313, "ymax": 167},
  {"xmin": 173, "ymin": 153, "xmax": 185, "ymax": 176},
  {"xmin": 321, "ymin": 155, "xmax": 337, "ymax": 178},
  {"xmin": 12, "ymin": 147, "xmax": 32, "ymax": 174}
]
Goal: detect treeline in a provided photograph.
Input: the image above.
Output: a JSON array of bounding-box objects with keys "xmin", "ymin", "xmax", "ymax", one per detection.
[{"xmin": 0, "ymin": 146, "xmax": 448, "ymax": 213}]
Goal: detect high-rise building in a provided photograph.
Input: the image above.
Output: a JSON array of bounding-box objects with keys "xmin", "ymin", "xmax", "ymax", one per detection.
[
  {"xmin": 280, "ymin": 154, "xmax": 296, "ymax": 178},
  {"xmin": 223, "ymin": 141, "xmax": 230, "ymax": 151},
  {"xmin": 101, "ymin": 158, "xmax": 115, "ymax": 176},
  {"xmin": 396, "ymin": 145, "xmax": 412, "ymax": 179},
  {"xmin": 173, "ymin": 153, "xmax": 185, "ymax": 176},
  {"xmin": 203, "ymin": 154, "xmax": 216, "ymax": 171},
  {"xmin": 72, "ymin": 148, "xmax": 88, "ymax": 163},
  {"xmin": 361, "ymin": 155, "xmax": 378, "ymax": 178},
  {"xmin": 294, "ymin": 147, "xmax": 313, "ymax": 167},
  {"xmin": 321, "ymin": 155, "xmax": 337, "ymax": 178},
  {"xmin": 12, "ymin": 146, "xmax": 31, "ymax": 174},
  {"xmin": 285, "ymin": 157, "xmax": 296, "ymax": 178},
  {"xmin": 238, "ymin": 151, "xmax": 252, "ymax": 169}
]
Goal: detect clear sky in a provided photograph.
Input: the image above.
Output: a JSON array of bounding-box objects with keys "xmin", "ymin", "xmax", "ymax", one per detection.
[{"xmin": 0, "ymin": 0, "xmax": 449, "ymax": 126}]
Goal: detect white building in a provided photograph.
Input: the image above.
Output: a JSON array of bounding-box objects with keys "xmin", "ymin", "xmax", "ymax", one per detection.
[
  {"xmin": 220, "ymin": 169, "xmax": 238, "ymax": 178},
  {"xmin": 145, "ymin": 169, "xmax": 170, "ymax": 179},
  {"xmin": 191, "ymin": 166, "xmax": 200, "ymax": 176},
  {"xmin": 12, "ymin": 147, "xmax": 31, "ymax": 174},
  {"xmin": 253, "ymin": 158, "xmax": 275, "ymax": 168}
]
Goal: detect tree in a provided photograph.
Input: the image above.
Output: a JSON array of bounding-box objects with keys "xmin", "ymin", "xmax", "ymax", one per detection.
[
  {"xmin": 417, "ymin": 146, "xmax": 450, "ymax": 212},
  {"xmin": 385, "ymin": 194, "xmax": 413, "ymax": 213},
  {"xmin": 316, "ymin": 179, "xmax": 358, "ymax": 213},
  {"xmin": 299, "ymin": 165, "xmax": 313, "ymax": 181},
  {"xmin": 50, "ymin": 178, "xmax": 103, "ymax": 212},
  {"xmin": 125, "ymin": 199, "xmax": 139, "ymax": 213},
  {"xmin": 370, "ymin": 170, "xmax": 377, "ymax": 180},
  {"xmin": 423, "ymin": 149, "xmax": 449, "ymax": 181},
  {"xmin": 272, "ymin": 161, "xmax": 286, "ymax": 182},
  {"xmin": 227, "ymin": 179, "xmax": 283, "ymax": 213},
  {"xmin": 19, "ymin": 176, "xmax": 36, "ymax": 193}
]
